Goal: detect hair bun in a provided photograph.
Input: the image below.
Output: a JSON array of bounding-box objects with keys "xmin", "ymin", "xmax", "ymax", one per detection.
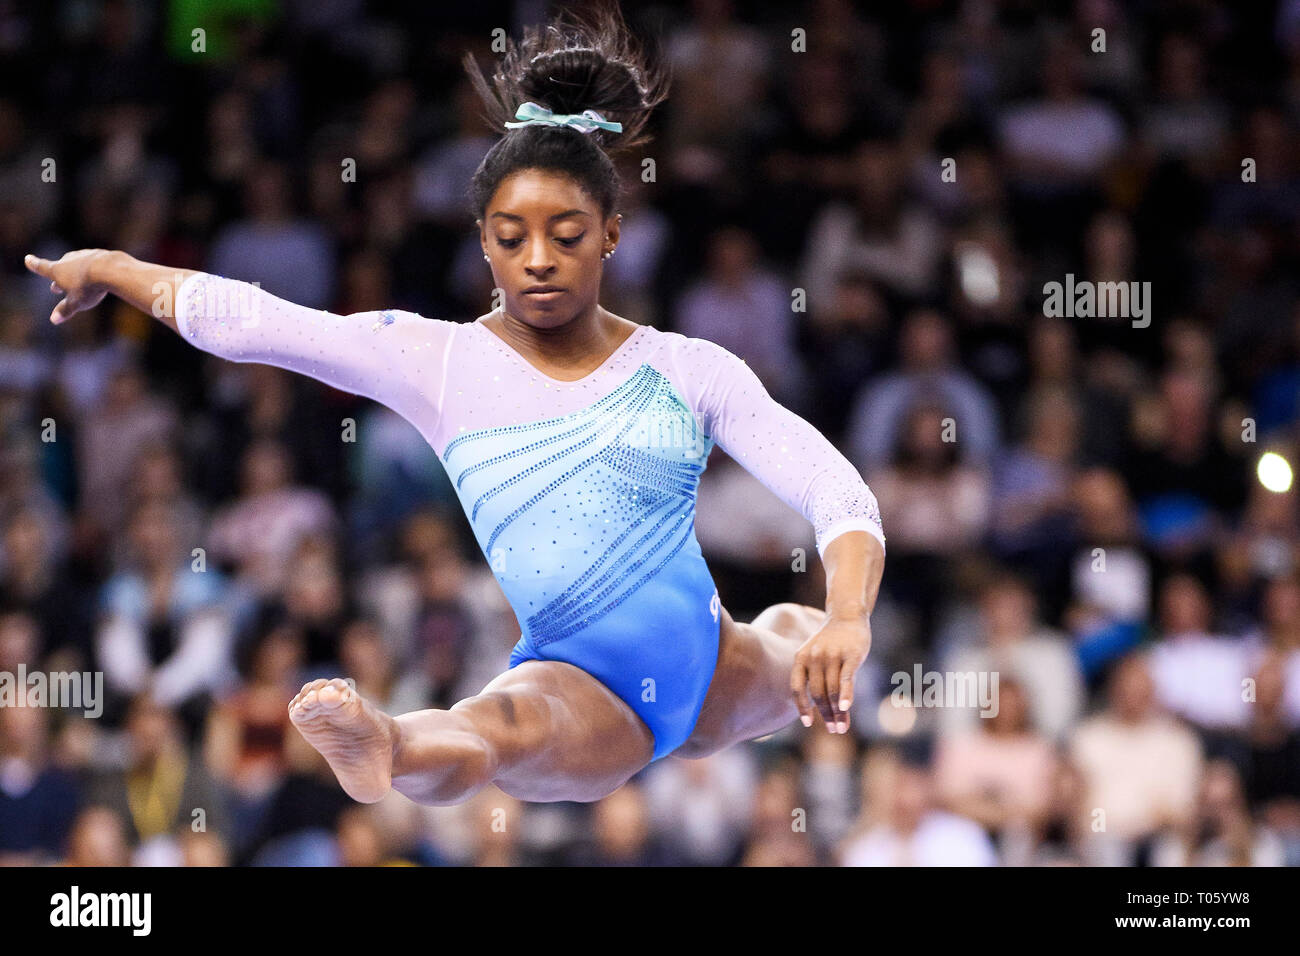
[{"xmin": 462, "ymin": 1, "xmax": 669, "ymax": 155}]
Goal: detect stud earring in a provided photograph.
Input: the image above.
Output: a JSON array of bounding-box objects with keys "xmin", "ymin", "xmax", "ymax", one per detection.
[{"xmin": 483, "ymin": 254, "xmax": 490, "ymax": 263}]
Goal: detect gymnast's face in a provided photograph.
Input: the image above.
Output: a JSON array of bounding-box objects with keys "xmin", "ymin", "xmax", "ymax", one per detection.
[{"xmin": 478, "ymin": 169, "xmax": 620, "ymax": 329}]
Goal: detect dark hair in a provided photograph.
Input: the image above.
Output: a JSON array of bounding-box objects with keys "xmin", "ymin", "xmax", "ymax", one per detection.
[{"xmin": 461, "ymin": 1, "xmax": 669, "ymax": 222}]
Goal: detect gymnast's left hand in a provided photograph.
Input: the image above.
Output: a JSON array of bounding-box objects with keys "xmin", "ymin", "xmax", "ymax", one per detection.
[{"xmin": 790, "ymin": 614, "xmax": 871, "ymax": 735}]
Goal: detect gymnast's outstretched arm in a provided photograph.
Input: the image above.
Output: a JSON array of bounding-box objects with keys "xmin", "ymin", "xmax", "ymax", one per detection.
[
  {"xmin": 680, "ymin": 337, "xmax": 887, "ymax": 733},
  {"xmin": 23, "ymin": 249, "xmax": 451, "ymax": 432}
]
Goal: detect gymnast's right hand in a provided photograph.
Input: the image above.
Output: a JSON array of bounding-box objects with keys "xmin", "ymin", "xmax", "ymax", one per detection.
[{"xmin": 24, "ymin": 250, "xmax": 113, "ymax": 324}]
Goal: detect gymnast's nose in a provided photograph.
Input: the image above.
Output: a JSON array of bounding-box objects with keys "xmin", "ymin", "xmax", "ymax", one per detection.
[{"xmin": 523, "ymin": 235, "xmax": 558, "ymax": 278}]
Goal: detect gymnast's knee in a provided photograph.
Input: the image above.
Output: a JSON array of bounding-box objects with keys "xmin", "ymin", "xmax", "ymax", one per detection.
[{"xmin": 750, "ymin": 601, "xmax": 805, "ymax": 633}]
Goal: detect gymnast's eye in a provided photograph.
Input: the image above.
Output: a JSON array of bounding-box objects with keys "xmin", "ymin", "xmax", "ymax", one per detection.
[
  {"xmin": 496, "ymin": 237, "xmax": 523, "ymax": 248},
  {"xmin": 557, "ymin": 232, "xmax": 586, "ymax": 247}
]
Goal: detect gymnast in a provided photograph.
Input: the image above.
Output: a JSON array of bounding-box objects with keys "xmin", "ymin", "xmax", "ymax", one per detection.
[{"xmin": 24, "ymin": 4, "xmax": 885, "ymax": 807}]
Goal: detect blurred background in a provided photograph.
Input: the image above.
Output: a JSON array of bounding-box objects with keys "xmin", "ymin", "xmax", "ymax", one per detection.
[{"xmin": 1, "ymin": 0, "xmax": 1299, "ymax": 866}]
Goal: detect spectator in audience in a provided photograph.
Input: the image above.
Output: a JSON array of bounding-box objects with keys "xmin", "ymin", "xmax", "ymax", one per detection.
[
  {"xmin": 97, "ymin": 498, "xmax": 236, "ymax": 734},
  {"xmin": 179, "ymin": 828, "xmax": 231, "ymax": 867},
  {"xmin": 0, "ymin": 506, "xmax": 98, "ymax": 665},
  {"xmin": 206, "ymin": 438, "xmax": 338, "ymax": 599},
  {"xmin": 1236, "ymin": 650, "xmax": 1300, "ymax": 864},
  {"xmin": 845, "ymin": 308, "xmax": 1001, "ymax": 474},
  {"xmin": 244, "ymin": 722, "xmax": 351, "ymax": 866},
  {"xmin": 1140, "ymin": 32, "xmax": 1228, "ymax": 168},
  {"xmin": 799, "ymin": 727, "xmax": 859, "ymax": 855},
  {"xmin": 346, "ymin": 397, "xmax": 458, "ymax": 568},
  {"xmin": 1152, "ymin": 759, "xmax": 1286, "ymax": 866},
  {"xmin": 1125, "ymin": 369, "xmax": 1248, "ymax": 566},
  {"xmin": 75, "ymin": 361, "xmax": 179, "ymax": 544},
  {"xmin": 1022, "ymin": 316, "xmax": 1128, "ymax": 468},
  {"xmin": 274, "ymin": 535, "xmax": 353, "ymax": 672},
  {"xmin": 642, "ymin": 747, "xmax": 758, "ymax": 866},
  {"xmin": 338, "ymin": 616, "xmax": 402, "ymax": 713},
  {"xmin": 569, "ymin": 782, "xmax": 675, "ymax": 866},
  {"xmin": 989, "ymin": 386, "xmax": 1081, "ymax": 578},
  {"xmin": 996, "ymin": 30, "xmax": 1126, "ymax": 252},
  {"xmin": 865, "ymin": 397, "xmax": 992, "ymax": 646},
  {"xmin": 1064, "ymin": 468, "xmax": 1153, "ymax": 680},
  {"xmin": 800, "ymin": 137, "xmax": 944, "ymax": 307},
  {"xmin": 461, "ymin": 789, "xmax": 526, "ymax": 867},
  {"xmin": 1147, "ymin": 572, "xmax": 1264, "ymax": 735},
  {"xmin": 1249, "ymin": 571, "xmax": 1300, "ymax": 726},
  {"xmin": 0, "ymin": 608, "xmax": 38, "ymax": 680},
  {"xmin": 662, "ymin": 0, "xmax": 770, "ymax": 176},
  {"xmin": 385, "ymin": 524, "xmax": 513, "ymax": 712},
  {"xmin": 204, "ymin": 620, "xmax": 303, "ymax": 856},
  {"xmin": 932, "ymin": 679, "xmax": 1059, "ymax": 848},
  {"xmin": 50, "ymin": 289, "xmax": 133, "ymax": 418},
  {"xmin": 61, "ymin": 805, "xmax": 132, "ymax": 867},
  {"xmin": 0, "ymin": 291, "xmax": 54, "ymax": 413},
  {"xmin": 111, "ymin": 440, "xmax": 207, "ymax": 573},
  {"xmin": 839, "ymin": 748, "xmax": 998, "ymax": 866},
  {"xmin": 86, "ymin": 695, "xmax": 229, "ymax": 861},
  {"xmin": 740, "ymin": 758, "xmax": 821, "ymax": 866},
  {"xmin": 940, "ymin": 571, "xmax": 1085, "ymax": 742},
  {"xmin": 674, "ymin": 224, "xmax": 804, "ymax": 406},
  {"xmin": 413, "ymin": 78, "xmax": 497, "ymax": 229},
  {"xmin": 335, "ymin": 804, "xmax": 414, "ymax": 867},
  {"xmin": 1028, "ymin": 760, "xmax": 1089, "ymax": 866},
  {"xmin": 0, "ymin": 704, "xmax": 81, "ymax": 865},
  {"xmin": 1068, "ymin": 652, "xmax": 1204, "ymax": 864},
  {"xmin": 599, "ymin": 154, "xmax": 671, "ymax": 328},
  {"xmin": 0, "ymin": 440, "xmax": 71, "ymax": 562},
  {"xmin": 207, "ymin": 159, "xmax": 334, "ymax": 309}
]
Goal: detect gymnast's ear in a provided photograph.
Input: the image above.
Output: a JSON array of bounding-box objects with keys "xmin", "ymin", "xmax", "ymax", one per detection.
[{"xmin": 605, "ymin": 212, "xmax": 622, "ymax": 245}]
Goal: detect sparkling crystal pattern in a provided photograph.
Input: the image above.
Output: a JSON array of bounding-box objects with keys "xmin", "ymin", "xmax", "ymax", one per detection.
[{"xmin": 442, "ymin": 363, "xmax": 713, "ymax": 647}]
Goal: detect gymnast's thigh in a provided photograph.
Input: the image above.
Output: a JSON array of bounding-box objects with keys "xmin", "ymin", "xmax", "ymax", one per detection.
[
  {"xmin": 673, "ymin": 602, "xmax": 800, "ymax": 759},
  {"xmin": 458, "ymin": 659, "xmax": 656, "ymax": 803}
]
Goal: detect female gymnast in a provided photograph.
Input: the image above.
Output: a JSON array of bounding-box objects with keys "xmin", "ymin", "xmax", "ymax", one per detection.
[{"xmin": 24, "ymin": 4, "xmax": 885, "ymax": 807}]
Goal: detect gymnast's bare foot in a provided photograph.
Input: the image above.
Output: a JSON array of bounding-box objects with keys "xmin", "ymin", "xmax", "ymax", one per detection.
[{"xmin": 288, "ymin": 678, "xmax": 397, "ymax": 803}]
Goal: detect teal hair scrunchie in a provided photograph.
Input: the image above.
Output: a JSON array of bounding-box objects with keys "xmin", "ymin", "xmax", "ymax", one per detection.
[{"xmin": 504, "ymin": 101, "xmax": 623, "ymax": 134}]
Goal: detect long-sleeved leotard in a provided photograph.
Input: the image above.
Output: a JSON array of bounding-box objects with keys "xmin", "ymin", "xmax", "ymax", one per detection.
[{"xmin": 176, "ymin": 273, "xmax": 885, "ymax": 760}]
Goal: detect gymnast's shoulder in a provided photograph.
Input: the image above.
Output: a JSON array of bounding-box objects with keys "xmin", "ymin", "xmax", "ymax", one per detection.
[{"xmin": 639, "ymin": 324, "xmax": 754, "ymax": 377}]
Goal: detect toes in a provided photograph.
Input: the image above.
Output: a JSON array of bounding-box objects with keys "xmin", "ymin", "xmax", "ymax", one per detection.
[
  {"xmin": 289, "ymin": 679, "xmax": 330, "ymax": 711},
  {"xmin": 292, "ymin": 678, "xmax": 327, "ymax": 701},
  {"xmin": 316, "ymin": 679, "xmax": 354, "ymax": 710},
  {"xmin": 290, "ymin": 678, "xmax": 359, "ymax": 719}
]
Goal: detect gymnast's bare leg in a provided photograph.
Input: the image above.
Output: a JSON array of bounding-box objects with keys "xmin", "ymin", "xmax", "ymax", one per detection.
[
  {"xmin": 287, "ymin": 601, "xmax": 829, "ymax": 805},
  {"xmin": 673, "ymin": 602, "xmax": 828, "ymax": 759},
  {"xmin": 288, "ymin": 661, "xmax": 655, "ymax": 805}
]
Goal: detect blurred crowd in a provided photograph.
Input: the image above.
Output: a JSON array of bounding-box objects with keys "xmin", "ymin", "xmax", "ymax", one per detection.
[{"xmin": 2, "ymin": 0, "xmax": 1300, "ymax": 866}]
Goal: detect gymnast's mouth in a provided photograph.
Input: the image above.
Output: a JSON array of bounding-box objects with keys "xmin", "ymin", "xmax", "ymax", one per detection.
[{"xmin": 524, "ymin": 285, "xmax": 565, "ymax": 295}]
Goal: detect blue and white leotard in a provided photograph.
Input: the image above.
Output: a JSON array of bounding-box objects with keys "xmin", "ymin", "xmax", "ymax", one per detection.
[{"xmin": 176, "ymin": 274, "xmax": 885, "ymax": 760}]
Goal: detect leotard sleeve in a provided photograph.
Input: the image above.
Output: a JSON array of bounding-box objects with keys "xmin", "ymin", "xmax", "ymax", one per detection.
[
  {"xmin": 682, "ymin": 338, "xmax": 886, "ymax": 560},
  {"xmin": 174, "ymin": 272, "xmax": 453, "ymax": 437}
]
